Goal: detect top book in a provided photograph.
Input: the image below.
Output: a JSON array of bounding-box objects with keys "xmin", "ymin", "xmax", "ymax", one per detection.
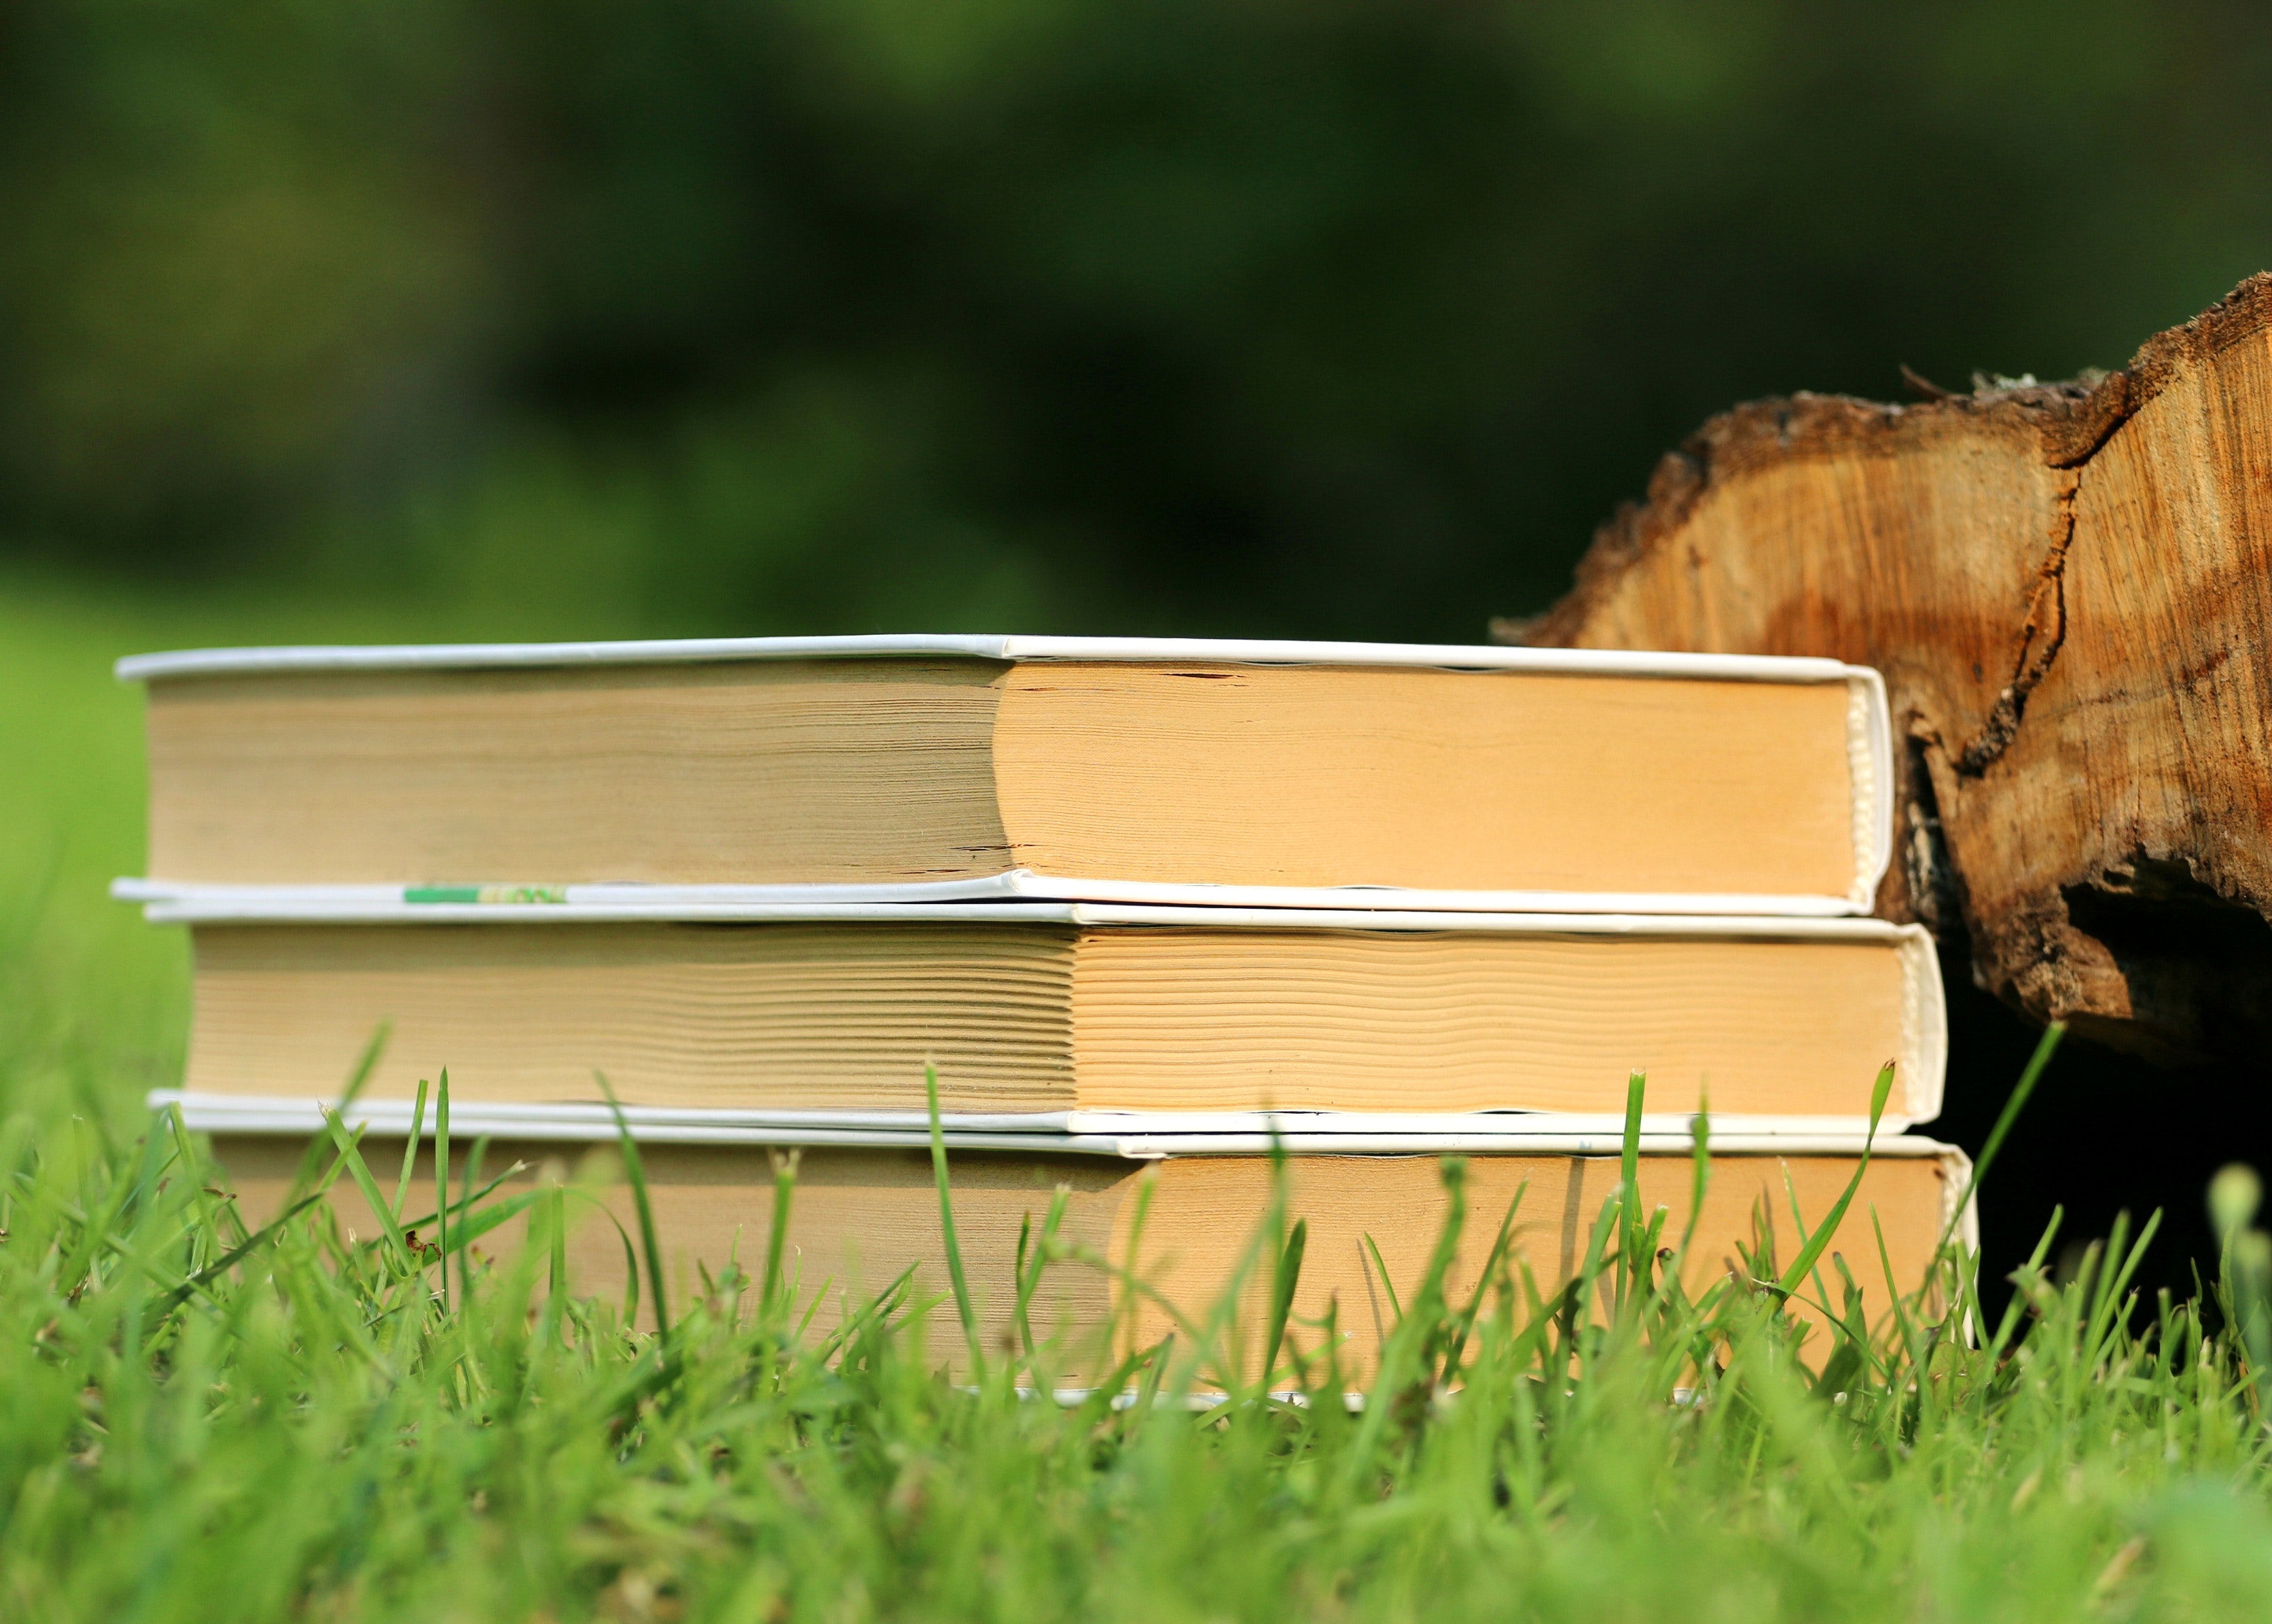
[{"xmin": 120, "ymin": 634, "xmax": 1892, "ymax": 914}]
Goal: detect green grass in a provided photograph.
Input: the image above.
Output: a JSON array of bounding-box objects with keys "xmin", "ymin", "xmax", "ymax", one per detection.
[
  {"xmin": 7, "ymin": 1017, "xmax": 2272, "ymax": 1621},
  {"xmin": 7, "ymin": 578, "xmax": 2272, "ymax": 1621}
]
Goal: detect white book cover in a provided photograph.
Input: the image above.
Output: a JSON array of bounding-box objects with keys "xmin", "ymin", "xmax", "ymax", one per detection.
[
  {"xmin": 148, "ymin": 1087, "xmax": 1958, "ymax": 1163},
  {"xmin": 117, "ymin": 633, "xmax": 1894, "ymax": 917}
]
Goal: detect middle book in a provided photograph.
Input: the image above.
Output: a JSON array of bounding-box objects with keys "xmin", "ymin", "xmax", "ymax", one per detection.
[{"xmin": 164, "ymin": 901, "xmax": 1943, "ymax": 1132}]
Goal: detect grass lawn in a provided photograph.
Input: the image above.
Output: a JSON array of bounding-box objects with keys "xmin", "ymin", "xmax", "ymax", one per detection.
[{"xmin": 3, "ymin": 576, "xmax": 2271, "ymax": 1621}]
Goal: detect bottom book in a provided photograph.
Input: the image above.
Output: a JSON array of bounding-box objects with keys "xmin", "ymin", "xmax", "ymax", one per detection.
[{"xmin": 204, "ymin": 1125, "xmax": 1971, "ymax": 1381}]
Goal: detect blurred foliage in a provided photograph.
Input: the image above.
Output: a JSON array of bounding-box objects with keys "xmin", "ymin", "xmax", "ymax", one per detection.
[{"xmin": 3, "ymin": 0, "xmax": 2271, "ymax": 639}]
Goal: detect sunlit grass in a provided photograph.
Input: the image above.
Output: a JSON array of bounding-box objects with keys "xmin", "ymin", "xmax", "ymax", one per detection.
[{"xmin": 3, "ymin": 1003, "xmax": 2272, "ymax": 1621}]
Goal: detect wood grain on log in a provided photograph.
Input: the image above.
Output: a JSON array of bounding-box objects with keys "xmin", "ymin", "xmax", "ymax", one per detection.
[{"xmin": 1502, "ymin": 274, "xmax": 2272, "ymax": 1065}]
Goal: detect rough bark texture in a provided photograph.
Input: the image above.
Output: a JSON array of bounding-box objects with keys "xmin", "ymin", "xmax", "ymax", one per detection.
[{"xmin": 1504, "ymin": 274, "xmax": 2272, "ymax": 1065}]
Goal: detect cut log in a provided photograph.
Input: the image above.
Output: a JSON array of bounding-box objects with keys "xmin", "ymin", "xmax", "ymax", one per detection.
[{"xmin": 1503, "ymin": 274, "xmax": 2272, "ymax": 1066}]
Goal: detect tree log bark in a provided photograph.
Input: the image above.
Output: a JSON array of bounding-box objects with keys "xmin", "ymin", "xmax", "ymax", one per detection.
[{"xmin": 1504, "ymin": 274, "xmax": 2272, "ymax": 1065}]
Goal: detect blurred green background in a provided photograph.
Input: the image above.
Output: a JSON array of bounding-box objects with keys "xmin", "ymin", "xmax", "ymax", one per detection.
[
  {"xmin": 6, "ymin": 0, "xmax": 2272, "ymax": 644},
  {"xmin": 3, "ymin": 0, "xmax": 2271, "ymax": 1282}
]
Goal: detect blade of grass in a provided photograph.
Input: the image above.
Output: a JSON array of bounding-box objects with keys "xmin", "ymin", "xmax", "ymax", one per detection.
[
  {"xmin": 320, "ymin": 1109, "xmax": 409, "ymax": 1261},
  {"xmin": 545, "ymin": 1184, "xmax": 567, "ymax": 1329},
  {"xmin": 1985, "ymin": 1208, "xmax": 2065, "ymax": 1365},
  {"xmin": 924, "ymin": 1062, "xmax": 984, "ymax": 1376},
  {"xmin": 761, "ymin": 1149, "xmax": 800, "ymax": 1316},
  {"xmin": 435, "ymin": 1070, "xmax": 451, "ymax": 1310},
  {"xmin": 285, "ymin": 1022, "xmax": 392, "ymax": 1204},
  {"xmin": 1447, "ymin": 1186, "xmax": 1526, "ymax": 1375},
  {"xmin": 1782, "ymin": 1166, "xmax": 1838, "ymax": 1322},
  {"xmin": 2085, "ymin": 1208, "xmax": 2162, "ymax": 1368},
  {"xmin": 162, "ymin": 1104, "xmax": 226, "ymax": 1268},
  {"xmin": 1362, "ymin": 1234, "xmax": 1404, "ymax": 1323},
  {"xmin": 1773, "ymin": 1059, "xmax": 1896, "ymax": 1300},
  {"xmin": 389, "ymin": 1078, "xmax": 429, "ymax": 1222},
  {"xmin": 595, "ymin": 1071, "xmax": 668, "ymax": 1337},
  {"xmin": 1014, "ymin": 1187, "xmax": 1070, "ymax": 1376},
  {"xmin": 391, "ymin": 1160, "xmax": 528, "ymax": 1234},
  {"xmin": 1680, "ymin": 1087, "xmax": 1712, "ymax": 1259},
  {"xmin": 1342, "ymin": 1159, "xmax": 1466, "ymax": 1490},
  {"xmin": 1263, "ymin": 1218, "xmax": 1308, "ymax": 1387},
  {"xmin": 430, "ymin": 1187, "xmax": 558, "ymax": 1257},
  {"xmin": 456, "ymin": 1133, "xmax": 488, "ymax": 1304},
  {"xmin": 1939, "ymin": 1022, "xmax": 2065, "ymax": 1252},
  {"xmin": 1619, "ymin": 1070, "xmax": 1644, "ymax": 1307}
]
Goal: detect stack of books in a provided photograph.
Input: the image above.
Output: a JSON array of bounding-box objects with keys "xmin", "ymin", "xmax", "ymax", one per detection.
[{"xmin": 120, "ymin": 634, "xmax": 1966, "ymax": 1375}]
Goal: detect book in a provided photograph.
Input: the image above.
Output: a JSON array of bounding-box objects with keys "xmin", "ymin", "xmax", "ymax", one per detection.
[
  {"xmin": 157, "ymin": 901, "xmax": 1944, "ymax": 1129},
  {"xmin": 120, "ymin": 634, "xmax": 1892, "ymax": 916},
  {"xmin": 195, "ymin": 1119, "xmax": 1970, "ymax": 1375}
]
